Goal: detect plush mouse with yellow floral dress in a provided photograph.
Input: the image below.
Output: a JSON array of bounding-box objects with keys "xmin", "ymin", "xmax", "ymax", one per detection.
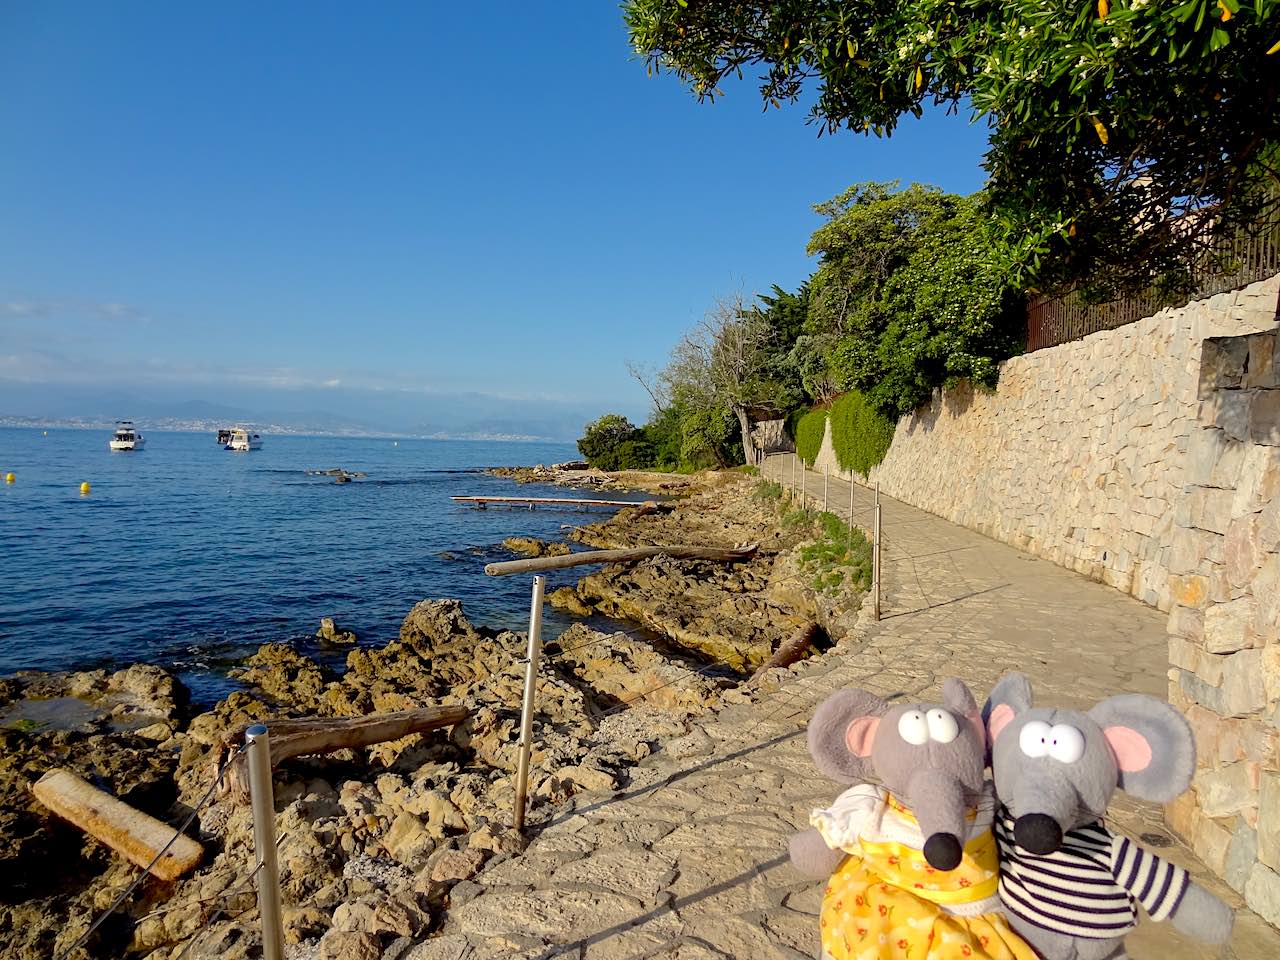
[{"xmin": 789, "ymin": 679, "xmax": 1036, "ymax": 960}]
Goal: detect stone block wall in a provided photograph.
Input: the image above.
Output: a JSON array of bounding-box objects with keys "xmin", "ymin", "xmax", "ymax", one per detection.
[
  {"xmin": 1165, "ymin": 328, "xmax": 1280, "ymax": 926},
  {"xmin": 811, "ymin": 275, "xmax": 1280, "ymax": 612},
  {"xmin": 752, "ymin": 418, "xmax": 794, "ymax": 455}
]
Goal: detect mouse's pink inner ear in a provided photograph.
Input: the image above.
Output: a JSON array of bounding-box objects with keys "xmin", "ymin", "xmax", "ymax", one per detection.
[
  {"xmin": 845, "ymin": 716, "xmax": 880, "ymax": 757},
  {"xmin": 967, "ymin": 711, "xmax": 987, "ymax": 748},
  {"xmin": 987, "ymin": 704, "xmax": 1015, "ymax": 743},
  {"xmin": 1103, "ymin": 725, "xmax": 1153, "ymax": 772}
]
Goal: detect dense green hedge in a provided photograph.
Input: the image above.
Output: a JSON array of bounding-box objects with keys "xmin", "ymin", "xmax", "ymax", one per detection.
[
  {"xmin": 830, "ymin": 391, "xmax": 896, "ymax": 476},
  {"xmin": 794, "ymin": 409, "xmax": 828, "ymax": 466}
]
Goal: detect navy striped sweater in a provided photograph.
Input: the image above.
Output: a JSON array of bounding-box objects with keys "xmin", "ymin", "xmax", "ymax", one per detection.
[{"xmin": 993, "ymin": 807, "xmax": 1189, "ymax": 938}]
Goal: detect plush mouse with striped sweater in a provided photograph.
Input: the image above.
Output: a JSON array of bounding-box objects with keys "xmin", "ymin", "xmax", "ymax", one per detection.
[{"xmin": 982, "ymin": 673, "xmax": 1233, "ymax": 960}]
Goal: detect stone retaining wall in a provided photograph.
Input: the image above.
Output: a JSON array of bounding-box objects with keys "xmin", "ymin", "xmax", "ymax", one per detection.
[
  {"xmin": 1164, "ymin": 329, "xmax": 1280, "ymax": 925},
  {"xmin": 811, "ymin": 275, "xmax": 1280, "ymax": 612}
]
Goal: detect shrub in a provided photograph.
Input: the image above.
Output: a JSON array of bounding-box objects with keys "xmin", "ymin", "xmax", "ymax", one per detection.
[
  {"xmin": 643, "ymin": 406, "xmax": 684, "ymax": 471},
  {"xmin": 794, "ymin": 409, "xmax": 828, "ymax": 466},
  {"xmin": 752, "ymin": 479, "xmax": 783, "ymax": 501},
  {"xmin": 612, "ymin": 438, "xmax": 656, "ymax": 470},
  {"xmin": 829, "ymin": 391, "xmax": 896, "ymax": 476},
  {"xmin": 797, "ymin": 511, "xmax": 873, "ymax": 596},
  {"xmin": 578, "ymin": 414, "xmax": 642, "ymax": 470}
]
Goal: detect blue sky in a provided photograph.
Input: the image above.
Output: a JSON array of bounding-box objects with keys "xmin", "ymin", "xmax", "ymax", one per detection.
[{"xmin": 0, "ymin": 2, "xmax": 989, "ymax": 435}]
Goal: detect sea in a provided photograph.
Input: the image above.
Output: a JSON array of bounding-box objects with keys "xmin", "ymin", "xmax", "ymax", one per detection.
[{"xmin": 0, "ymin": 427, "xmax": 650, "ymax": 705}]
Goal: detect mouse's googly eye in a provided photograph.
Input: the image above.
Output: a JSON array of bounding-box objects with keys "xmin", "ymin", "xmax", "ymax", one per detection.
[
  {"xmin": 1018, "ymin": 720, "xmax": 1053, "ymax": 758},
  {"xmin": 1047, "ymin": 724, "xmax": 1085, "ymax": 764},
  {"xmin": 898, "ymin": 710, "xmax": 929, "ymax": 746},
  {"xmin": 925, "ymin": 709, "xmax": 959, "ymax": 744}
]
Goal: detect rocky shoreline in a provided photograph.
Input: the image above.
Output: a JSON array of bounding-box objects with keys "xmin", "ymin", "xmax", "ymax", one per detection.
[{"xmin": 0, "ymin": 471, "xmax": 868, "ymax": 959}]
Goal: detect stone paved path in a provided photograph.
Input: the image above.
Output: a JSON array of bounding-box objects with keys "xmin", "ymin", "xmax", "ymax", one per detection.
[{"xmin": 397, "ymin": 457, "xmax": 1278, "ymax": 960}]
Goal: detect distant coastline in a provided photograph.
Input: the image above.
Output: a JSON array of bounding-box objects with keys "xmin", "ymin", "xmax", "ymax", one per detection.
[{"xmin": 0, "ymin": 418, "xmax": 566, "ymax": 443}]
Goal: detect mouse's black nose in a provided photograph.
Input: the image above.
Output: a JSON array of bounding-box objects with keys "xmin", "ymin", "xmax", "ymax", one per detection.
[
  {"xmin": 923, "ymin": 832, "xmax": 963, "ymax": 871},
  {"xmin": 1014, "ymin": 813, "xmax": 1064, "ymax": 854}
]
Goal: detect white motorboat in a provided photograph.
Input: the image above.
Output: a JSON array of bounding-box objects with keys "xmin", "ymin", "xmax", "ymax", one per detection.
[
  {"xmin": 224, "ymin": 428, "xmax": 263, "ymax": 451},
  {"xmin": 108, "ymin": 421, "xmax": 145, "ymax": 451}
]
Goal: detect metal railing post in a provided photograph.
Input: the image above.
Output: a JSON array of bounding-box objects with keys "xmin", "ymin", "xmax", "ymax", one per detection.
[
  {"xmin": 513, "ymin": 574, "xmax": 546, "ymax": 832},
  {"xmin": 245, "ymin": 725, "xmax": 284, "ymax": 960},
  {"xmin": 847, "ymin": 473, "xmax": 855, "ymax": 552},
  {"xmin": 872, "ymin": 483, "xmax": 882, "ymax": 621}
]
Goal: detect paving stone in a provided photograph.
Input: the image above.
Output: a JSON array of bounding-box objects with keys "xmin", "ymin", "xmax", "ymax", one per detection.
[
  {"xmin": 549, "ymin": 848, "xmax": 676, "ymax": 900},
  {"xmin": 451, "ymin": 889, "xmax": 646, "ymax": 940}
]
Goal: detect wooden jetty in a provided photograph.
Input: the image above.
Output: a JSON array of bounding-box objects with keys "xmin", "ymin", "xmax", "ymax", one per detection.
[{"xmin": 452, "ymin": 495, "xmax": 652, "ymax": 510}]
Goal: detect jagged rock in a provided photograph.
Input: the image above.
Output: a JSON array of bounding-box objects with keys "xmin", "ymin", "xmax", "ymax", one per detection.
[
  {"xmin": 430, "ymin": 848, "xmax": 487, "ymax": 882},
  {"xmin": 318, "ymin": 617, "xmax": 359, "ymax": 645},
  {"xmin": 236, "ymin": 644, "xmax": 333, "ymax": 704},
  {"xmin": 547, "ymin": 586, "xmax": 594, "ymax": 616},
  {"xmin": 384, "ymin": 811, "xmax": 436, "ymax": 867},
  {"xmin": 318, "ymin": 929, "xmax": 382, "ymax": 960},
  {"xmin": 502, "ymin": 536, "xmax": 571, "ymax": 558}
]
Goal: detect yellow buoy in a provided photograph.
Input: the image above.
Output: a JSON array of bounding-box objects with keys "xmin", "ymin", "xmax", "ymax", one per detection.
[
  {"xmin": 80, "ymin": 481, "xmax": 91, "ymax": 495},
  {"xmin": 42, "ymin": 431, "xmax": 47, "ymax": 436},
  {"xmin": 4, "ymin": 472, "xmax": 14, "ymax": 483}
]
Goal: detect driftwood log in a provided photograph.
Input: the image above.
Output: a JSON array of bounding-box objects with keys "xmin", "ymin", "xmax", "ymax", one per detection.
[
  {"xmin": 33, "ymin": 769, "xmax": 204, "ymax": 880},
  {"xmin": 749, "ymin": 623, "xmax": 822, "ymax": 684},
  {"xmin": 484, "ymin": 542, "xmax": 759, "ymax": 577},
  {"xmin": 213, "ymin": 705, "xmax": 470, "ymax": 801}
]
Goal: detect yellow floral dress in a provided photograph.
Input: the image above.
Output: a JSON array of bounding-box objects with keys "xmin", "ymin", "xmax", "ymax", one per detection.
[{"xmin": 811, "ymin": 784, "xmax": 1036, "ymax": 960}]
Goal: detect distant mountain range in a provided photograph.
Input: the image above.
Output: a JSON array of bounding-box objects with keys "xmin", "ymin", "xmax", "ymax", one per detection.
[{"xmin": 0, "ymin": 381, "xmax": 613, "ymax": 441}]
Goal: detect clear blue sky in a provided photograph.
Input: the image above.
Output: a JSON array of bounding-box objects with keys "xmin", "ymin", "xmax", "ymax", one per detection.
[{"xmin": 0, "ymin": 1, "xmax": 989, "ymax": 434}]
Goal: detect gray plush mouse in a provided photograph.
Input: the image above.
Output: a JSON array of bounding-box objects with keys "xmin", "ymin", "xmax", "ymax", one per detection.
[
  {"xmin": 982, "ymin": 672, "xmax": 1233, "ymax": 960},
  {"xmin": 791, "ymin": 679, "xmax": 1042, "ymax": 960},
  {"xmin": 790, "ymin": 678, "xmax": 990, "ymax": 878}
]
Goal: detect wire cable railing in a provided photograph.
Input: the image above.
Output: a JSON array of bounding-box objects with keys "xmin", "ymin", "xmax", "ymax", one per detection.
[{"xmin": 56, "ymin": 740, "xmax": 255, "ymax": 960}]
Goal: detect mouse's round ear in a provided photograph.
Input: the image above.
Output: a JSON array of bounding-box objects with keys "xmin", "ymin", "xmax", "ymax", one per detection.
[
  {"xmin": 1087, "ymin": 694, "xmax": 1195, "ymax": 802},
  {"xmin": 807, "ymin": 688, "xmax": 889, "ymax": 783},
  {"xmin": 982, "ymin": 672, "xmax": 1033, "ymax": 746},
  {"xmin": 942, "ymin": 677, "xmax": 985, "ymax": 747}
]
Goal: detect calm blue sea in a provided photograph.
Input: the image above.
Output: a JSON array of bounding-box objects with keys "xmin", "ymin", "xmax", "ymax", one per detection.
[{"xmin": 0, "ymin": 428, "xmax": 643, "ymax": 703}]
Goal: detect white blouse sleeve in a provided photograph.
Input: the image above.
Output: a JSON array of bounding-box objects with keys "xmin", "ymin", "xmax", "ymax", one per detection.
[{"xmin": 810, "ymin": 783, "xmax": 886, "ymax": 855}]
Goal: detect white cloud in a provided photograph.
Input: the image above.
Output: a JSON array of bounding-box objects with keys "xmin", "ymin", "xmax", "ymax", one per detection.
[{"xmin": 0, "ymin": 298, "xmax": 149, "ymax": 325}]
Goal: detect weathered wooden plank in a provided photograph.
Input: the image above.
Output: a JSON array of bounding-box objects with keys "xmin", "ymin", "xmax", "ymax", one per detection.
[
  {"xmin": 749, "ymin": 623, "xmax": 821, "ymax": 682},
  {"xmin": 214, "ymin": 705, "xmax": 471, "ymax": 801},
  {"xmin": 33, "ymin": 769, "xmax": 204, "ymax": 881},
  {"xmin": 452, "ymin": 495, "xmax": 652, "ymax": 508},
  {"xmin": 485, "ymin": 542, "xmax": 759, "ymax": 577}
]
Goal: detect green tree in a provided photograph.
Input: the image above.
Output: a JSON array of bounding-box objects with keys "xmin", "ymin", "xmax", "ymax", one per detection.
[
  {"xmin": 662, "ymin": 293, "xmax": 804, "ymax": 466},
  {"xmin": 625, "ymin": 0, "xmax": 1280, "ymax": 299},
  {"xmin": 577, "ymin": 414, "xmax": 642, "ymax": 470},
  {"xmin": 808, "ymin": 182, "xmax": 1023, "ymax": 417}
]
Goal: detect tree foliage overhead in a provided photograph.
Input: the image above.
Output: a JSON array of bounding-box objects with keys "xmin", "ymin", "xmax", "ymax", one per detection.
[
  {"xmin": 810, "ymin": 182, "xmax": 1024, "ymax": 416},
  {"xmin": 625, "ymin": 0, "xmax": 1280, "ymax": 298}
]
